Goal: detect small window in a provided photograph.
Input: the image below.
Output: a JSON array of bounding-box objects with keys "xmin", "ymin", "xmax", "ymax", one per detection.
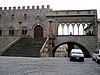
[{"xmin": 0, "ymin": 30, "xmax": 2, "ymax": 36}]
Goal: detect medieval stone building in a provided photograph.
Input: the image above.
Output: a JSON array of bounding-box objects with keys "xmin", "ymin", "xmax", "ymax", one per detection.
[{"xmin": 0, "ymin": 5, "xmax": 98, "ymax": 57}]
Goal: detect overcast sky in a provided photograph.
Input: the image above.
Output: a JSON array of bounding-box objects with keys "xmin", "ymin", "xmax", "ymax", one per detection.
[{"xmin": 0, "ymin": 0, "xmax": 100, "ymax": 18}]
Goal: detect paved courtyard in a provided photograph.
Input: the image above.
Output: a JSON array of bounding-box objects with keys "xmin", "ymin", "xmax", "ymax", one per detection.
[{"xmin": 0, "ymin": 56, "xmax": 100, "ymax": 75}]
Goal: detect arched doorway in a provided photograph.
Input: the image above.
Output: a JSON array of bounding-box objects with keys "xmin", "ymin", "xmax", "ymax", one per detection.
[
  {"xmin": 52, "ymin": 42, "xmax": 91, "ymax": 58},
  {"xmin": 34, "ymin": 25, "xmax": 43, "ymax": 38}
]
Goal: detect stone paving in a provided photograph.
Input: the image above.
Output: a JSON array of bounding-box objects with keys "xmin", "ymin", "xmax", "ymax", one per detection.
[{"xmin": 0, "ymin": 56, "xmax": 100, "ymax": 75}]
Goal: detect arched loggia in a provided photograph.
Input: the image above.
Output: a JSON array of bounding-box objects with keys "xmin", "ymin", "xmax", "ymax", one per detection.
[{"xmin": 52, "ymin": 42, "xmax": 91, "ymax": 58}]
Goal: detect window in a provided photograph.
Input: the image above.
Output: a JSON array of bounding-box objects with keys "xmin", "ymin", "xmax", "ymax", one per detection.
[
  {"xmin": 0, "ymin": 30, "xmax": 2, "ymax": 36},
  {"xmin": 22, "ymin": 26, "xmax": 28, "ymax": 35},
  {"xmin": 9, "ymin": 30, "xmax": 14, "ymax": 36},
  {"xmin": 0, "ymin": 15, "xmax": 1, "ymax": 20},
  {"xmin": 24, "ymin": 14, "xmax": 27, "ymax": 20},
  {"xmin": 11, "ymin": 14, "xmax": 14, "ymax": 20},
  {"xmin": 22, "ymin": 29, "xmax": 27, "ymax": 35}
]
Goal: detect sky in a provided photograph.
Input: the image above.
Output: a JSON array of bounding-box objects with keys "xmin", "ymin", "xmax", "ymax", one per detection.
[{"xmin": 0, "ymin": 0, "xmax": 100, "ymax": 18}]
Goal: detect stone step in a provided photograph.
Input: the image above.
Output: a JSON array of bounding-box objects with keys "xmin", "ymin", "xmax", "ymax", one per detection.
[{"xmin": 1, "ymin": 37, "xmax": 46, "ymax": 57}]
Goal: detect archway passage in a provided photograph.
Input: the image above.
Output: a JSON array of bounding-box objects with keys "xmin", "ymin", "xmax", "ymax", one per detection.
[
  {"xmin": 34, "ymin": 25, "xmax": 43, "ymax": 38},
  {"xmin": 52, "ymin": 42, "xmax": 91, "ymax": 58}
]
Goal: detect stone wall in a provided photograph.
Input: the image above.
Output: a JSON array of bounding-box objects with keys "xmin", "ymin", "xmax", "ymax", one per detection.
[
  {"xmin": 54, "ymin": 35, "xmax": 97, "ymax": 55},
  {"xmin": 0, "ymin": 36, "xmax": 18, "ymax": 50}
]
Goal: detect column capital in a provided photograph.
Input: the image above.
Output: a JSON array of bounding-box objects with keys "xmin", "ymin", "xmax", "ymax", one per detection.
[
  {"xmin": 77, "ymin": 23, "xmax": 80, "ymax": 27},
  {"xmin": 72, "ymin": 23, "xmax": 75, "ymax": 26},
  {"xmin": 61, "ymin": 23, "xmax": 65, "ymax": 27},
  {"xmin": 82, "ymin": 23, "xmax": 85, "ymax": 27},
  {"xmin": 66, "ymin": 23, "xmax": 70, "ymax": 27}
]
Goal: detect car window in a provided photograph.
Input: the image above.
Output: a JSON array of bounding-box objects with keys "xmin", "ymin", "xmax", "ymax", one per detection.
[
  {"xmin": 94, "ymin": 50, "xmax": 99, "ymax": 54},
  {"xmin": 72, "ymin": 52, "xmax": 83, "ymax": 54}
]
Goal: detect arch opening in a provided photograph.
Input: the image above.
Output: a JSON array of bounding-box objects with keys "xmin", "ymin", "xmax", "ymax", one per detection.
[
  {"xmin": 34, "ymin": 25, "xmax": 43, "ymax": 38},
  {"xmin": 52, "ymin": 42, "xmax": 91, "ymax": 58}
]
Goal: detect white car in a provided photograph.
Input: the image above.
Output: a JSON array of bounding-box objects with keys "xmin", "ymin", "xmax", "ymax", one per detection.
[
  {"xmin": 92, "ymin": 49, "xmax": 100, "ymax": 63},
  {"xmin": 70, "ymin": 49, "xmax": 84, "ymax": 62}
]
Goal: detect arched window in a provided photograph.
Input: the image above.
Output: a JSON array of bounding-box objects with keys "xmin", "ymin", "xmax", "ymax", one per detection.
[
  {"xmin": 9, "ymin": 26, "xmax": 15, "ymax": 36},
  {"xmin": 9, "ymin": 29, "xmax": 14, "ymax": 36},
  {"xmin": 22, "ymin": 26, "xmax": 27, "ymax": 35}
]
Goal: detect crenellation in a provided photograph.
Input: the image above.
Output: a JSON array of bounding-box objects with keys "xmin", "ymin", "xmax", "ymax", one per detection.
[
  {"xmin": 22, "ymin": 6, "xmax": 25, "ymax": 9},
  {"xmin": 0, "ymin": 5, "xmax": 51, "ymax": 11},
  {"xmin": 9, "ymin": 7, "xmax": 11, "ymax": 10},
  {"xmin": 4, "ymin": 7, "xmax": 7, "ymax": 10},
  {"xmin": 47, "ymin": 5, "xmax": 50, "ymax": 9},
  {"xmin": 37, "ymin": 6, "xmax": 39, "ymax": 9},
  {"xmin": 18, "ymin": 6, "xmax": 21, "ymax": 10},
  {"xmin": 27, "ymin": 6, "xmax": 30, "ymax": 9},
  {"xmin": 32, "ymin": 6, "xmax": 35, "ymax": 9},
  {"xmin": 42, "ymin": 5, "xmax": 44, "ymax": 9},
  {"xmin": 13, "ymin": 7, "xmax": 16, "ymax": 10},
  {"xmin": 0, "ymin": 7, "xmax": 2, "ymax": 10}
]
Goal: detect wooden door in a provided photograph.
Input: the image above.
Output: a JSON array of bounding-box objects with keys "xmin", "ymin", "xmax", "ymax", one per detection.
[{"xmin": 34, "ymin": 25, "xmax": 43, "ymax": 38}]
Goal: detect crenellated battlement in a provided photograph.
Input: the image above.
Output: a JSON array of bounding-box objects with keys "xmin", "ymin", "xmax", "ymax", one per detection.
[{"xmin": 0, "ymin": 5, "xmax": 50, "ymax": 10}]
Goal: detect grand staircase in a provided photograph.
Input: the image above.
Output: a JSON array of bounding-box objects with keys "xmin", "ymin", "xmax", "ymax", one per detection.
[{"xmin": 1, "ymin": 37, "xmax": 46, "ymax": 57}]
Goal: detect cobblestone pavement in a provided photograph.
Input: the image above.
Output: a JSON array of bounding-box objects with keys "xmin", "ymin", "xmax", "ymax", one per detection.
[{"xmin": 0, "ymin": 57, "xmax": 100, "ymax": 75}]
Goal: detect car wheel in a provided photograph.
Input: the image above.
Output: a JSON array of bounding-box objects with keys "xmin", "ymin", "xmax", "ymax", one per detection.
[
  {"xmin": 81, "ymin": 58, "xmax": 84, "ymax": 62},
  {"xmin": 92, "ymin": 58, "xmax": 95, "ymax": 61},
  {"xmin": 70, "ymin": 57, "xmax": 72, "ymax": 61}
]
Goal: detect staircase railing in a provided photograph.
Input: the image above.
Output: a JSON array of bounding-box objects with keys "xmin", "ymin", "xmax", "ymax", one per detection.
[
  {"xmin": 0, "ymin": 37, "xmax": 21, "ymax": 55},
  {"xmin": 39, "ymin": 37, "xmax": 49, "ymax": 57}
]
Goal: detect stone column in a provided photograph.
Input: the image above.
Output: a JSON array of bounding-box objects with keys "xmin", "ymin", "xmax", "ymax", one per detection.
[
  {"xmin": 82, "ymin": 23, "xmax": 85, "ymax": 35},
  {"xmin": 18, "ymin": 22, "xmax": 22, "ymax": 36},
  {"xmin": 77, "ymin": 23, "xmax": 80, "ymax": 35},
  {"xmin": 66, "ymin": 23, "xmax": 70, "ymax": 35},
  {"xmin": 72, "ymin": 23, "xmax": 75, "ymax": 35},
  {"xmin": 61, "ymin": 23, "xmax": 65, "ymax": 35}
]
